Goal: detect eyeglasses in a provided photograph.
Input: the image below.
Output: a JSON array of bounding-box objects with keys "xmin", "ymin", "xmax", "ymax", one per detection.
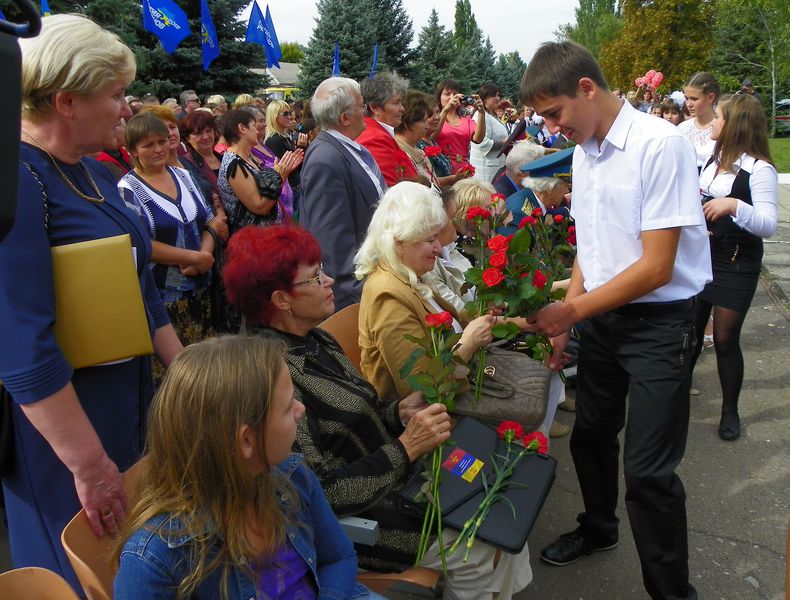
[
  {"xmin": 293, "ymin": 264, "xmax": 326, "ymax": 287},
  {"xmin": 188, "ymin": 98, "xmax": 201, "ymax": 104},
  {"xmin": 279, "ymin": 111, "xmax": 294, "ymax": 118}
]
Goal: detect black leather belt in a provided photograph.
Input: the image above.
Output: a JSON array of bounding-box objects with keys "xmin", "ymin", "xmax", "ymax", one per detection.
[{"xmin": 612, "ymin": 297, "xmax": 695, "ymax": 318}]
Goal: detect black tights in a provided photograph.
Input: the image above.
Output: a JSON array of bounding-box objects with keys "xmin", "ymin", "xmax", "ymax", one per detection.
[{"xmin": 690, "ymin": 299, "xmax": 748, "ymax": 415}]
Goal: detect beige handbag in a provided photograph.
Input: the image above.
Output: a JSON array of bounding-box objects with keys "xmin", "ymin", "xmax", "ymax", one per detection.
[{"xmin": 454, "ymin": 347, "xmax": 551, "ymax": 431}]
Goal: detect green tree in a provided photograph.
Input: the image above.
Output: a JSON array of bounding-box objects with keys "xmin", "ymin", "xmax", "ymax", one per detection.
[
  {"xmin": 555, "ymin": 0, "xmax": 622, "ymax": 60},
  {"xmin": 410, "ymin": 9, "xmax": 455, "ymax": 93},
  {"xmin": 446, "ymin": 0, "xmax": 495, "ymax": 92},
  {"xmin": 280, "ymin": 42, "xmax": 305, "ymax": 64},
  {"xmin": 371, "ymin": 0, "xmax": 416, "ymax": 78},
  {"xmin": 709, "ymin": 0, "xmax": 790, "ymax": 134},
  {"xmin": 492, "ymin": 51, "xmax": 527, "ymax": 101},
  {"xmin": 600, "ymin": 0, "xmax": 715, "ymax": 92},
  {"xmin": 298, "ymin": 0, "xmax": 379, "ymax": 96},
  {"xmin": 27, "ymin": 0, "xmax": 267, "ymax": 98},
  {"xmin": 453, "ymin": 0, "xmax": 478, "ymax": 49}
]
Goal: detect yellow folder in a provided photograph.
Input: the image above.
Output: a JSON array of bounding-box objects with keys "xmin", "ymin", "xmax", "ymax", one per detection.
[{"xmin": 51, "ymin": 234, "xmax": 154, "ymax": 369}]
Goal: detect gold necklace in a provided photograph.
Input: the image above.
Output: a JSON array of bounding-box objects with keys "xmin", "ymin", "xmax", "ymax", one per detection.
[{"xmin": 21, "ymin": 130, "xmax": 105, "ymax": 203}]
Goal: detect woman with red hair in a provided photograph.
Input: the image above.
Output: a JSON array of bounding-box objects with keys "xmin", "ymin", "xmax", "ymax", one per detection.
[{"xmin": 222, "ymin": 225, "xmax": 528, "ymax": 598}]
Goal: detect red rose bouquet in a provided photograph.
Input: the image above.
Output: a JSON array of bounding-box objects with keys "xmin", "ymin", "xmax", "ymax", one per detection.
[
  {"xmin": 400, "ymin": 311, "xmax": 464, "ymax": 571},
  {"xmin": 518, "ymin": 207, "xmax": 576, "ymax": 280},
  {"xmin": 448, "ymin": 424, "xmax": 548, "ymax": 561}
]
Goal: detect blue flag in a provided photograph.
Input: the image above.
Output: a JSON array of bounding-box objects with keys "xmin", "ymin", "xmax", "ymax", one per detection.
[
  {"xmin": 200, "ymin": 0, "xmax": 219, "ymax": 71},
  {"xmin": 369, "ymin": 43, "xmax": 378, "ymax": 79},
  {"xmin": 263, "ymin": 6, "xmax": 282, "ymax": 68},
  {"xmin": 245, "ymin": 2, "xmax": 266, "ymax": 46},
  {"xmin": 40, "ymin": 0, "xmax": 51, "ymax": 16},
  {"xmin": 143, "ymin": 0, "xmax": 190, "ymax": 54},
  {"xmin": 332, "ymin": 41, "xmax": 340, "ymax": 77},
  {"xmin": 0, "ymin": 10, "xmax": 6, "ymax": 20}
]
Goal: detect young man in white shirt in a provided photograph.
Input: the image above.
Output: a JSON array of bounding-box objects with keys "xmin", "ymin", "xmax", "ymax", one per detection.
[{"xmin": 520, "ymin": 41, "xmax": 710, "ymax": 600}]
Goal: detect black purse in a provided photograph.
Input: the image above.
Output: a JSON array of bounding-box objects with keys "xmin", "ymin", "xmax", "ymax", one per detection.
[{"xmin": 231, "ymin": 167, "xmax": 283, "ymax": 230}]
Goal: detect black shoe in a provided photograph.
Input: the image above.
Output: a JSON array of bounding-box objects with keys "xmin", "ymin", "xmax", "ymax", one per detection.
[
  {"xmin": 718, "ymin": 412, "xmax": 741, "ymax": 441},
  {"xmin": 540, "ymin": 528, "xmax": 618, "ymax": 566}
]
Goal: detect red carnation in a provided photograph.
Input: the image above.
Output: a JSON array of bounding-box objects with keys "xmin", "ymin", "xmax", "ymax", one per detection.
[
  {"xmin": 466, "ymin": 206, "xmax": 491, "ymax": 221},
  {"xmin": 567, "ymin": 225, "xmax": 576, "ymax": 234},
  {"xmin": 523, "ymin": 431, "xmax": 549, "ymax": 454},
  {"xmin": 553, "ymin": 214, "xmax": 564, "ymax": 223},
  {"xmin": 491, "ymin": 193, "xmax": 506, "ymax": 205},
  {"xmin": 487, "ymin": 235, "xmax": 509, "ymax": 252},
  {"xmin": 489, "ymin": 251, "xmax": 507, "ymax": 269},
  {"xmin": 568, "ymin": 233, "xmax": 577, "ymax": 245},
  {"xmin": 496, "ymin": 420, "xmax": 524, "ymax": 443},
  {"xmin": 531, "ymin": 207, "xmax": 544, "ymax": 218},
  {"xmin": 425, "ymin": 311, "xmax": 454, "ymax": 329},
  {"xmin": 519, "ymin": 216, "xmax": 537, "ymax": 228},
  {"xmin": 482, "ymin": 268, "xmax": 505, "ymax": 287},
  {"xmin": 423, "ymin": 145, "xmax": 442, "ymax": 157},
  {"xmin": 532, "ymin": 270, "xmax": 548, "ymax": 290}
]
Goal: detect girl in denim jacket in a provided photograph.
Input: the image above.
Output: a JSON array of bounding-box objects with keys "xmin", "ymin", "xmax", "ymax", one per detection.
[{"xmin": 113, "ymin": 335, "xmax": 382, "ymax": 600}]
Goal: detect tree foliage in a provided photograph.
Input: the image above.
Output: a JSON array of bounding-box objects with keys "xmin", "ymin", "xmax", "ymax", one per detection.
[
  {"xmin": 492, "ymin": 51, "xmax": 528, "ymax": 101},
  {"xmin": 280, "ymin": 42, "xmax": 305, "ymax": 64},
  {"xmin": 708, "ymin": 0, "xmax": 790, "ymax": 131},
  {"xmin": 16, "ymin": 0, "xmax": 269, "ymax": 98},
  {"xmin": 555, "ymin": 0, "xmax": 622, "ymax": 60},
  {"xmin": 409, "ymin": 9, "xmax": 455, "ymax": 94},
  {"xmin": 599, "ymin": 0, "xmax": 715, "ymax": 92},
  {"xmin": 298, "ymin": 0, "xmax": 415, "ymax": 97}
]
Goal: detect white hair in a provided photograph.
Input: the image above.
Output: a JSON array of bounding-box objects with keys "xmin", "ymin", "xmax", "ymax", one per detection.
[
  {"xmin": 505, "ymin": 140, "xmax": 546, "ymax": 177},
  {"xmin": 521, "ymin": 176, "xmax": 566, "ymax": 192},
  {"xmin": 20, "ymin": 14, "xmax": 136, "ymax": 121},
  {"xmin": 354, "ymin": 182, "xmax": 446, "ymax": 297},
  {"xmin": 311, "ymin": 77, "xmax": 360, "ymax": 130}
]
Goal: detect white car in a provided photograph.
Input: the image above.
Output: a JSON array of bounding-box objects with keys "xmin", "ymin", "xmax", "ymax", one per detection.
[{"xmin": 776, "ymin": 99, "xmax": 790, "ymax": 135}]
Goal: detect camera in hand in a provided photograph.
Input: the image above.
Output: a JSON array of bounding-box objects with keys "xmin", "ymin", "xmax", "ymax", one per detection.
[{"xmin": 460, "ymin": 95, "xmax": 476, "ymax": 106}]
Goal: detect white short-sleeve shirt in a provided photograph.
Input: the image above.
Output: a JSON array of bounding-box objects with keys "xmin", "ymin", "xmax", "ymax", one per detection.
[{"xmin": 571, "ymin": 101, "xmax": 712, "ymax": 303}]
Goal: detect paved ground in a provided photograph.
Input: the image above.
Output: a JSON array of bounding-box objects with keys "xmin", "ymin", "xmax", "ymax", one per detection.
[{"xmin": 2, "ymin": 186, "xmax": 788, "ymax": 599}]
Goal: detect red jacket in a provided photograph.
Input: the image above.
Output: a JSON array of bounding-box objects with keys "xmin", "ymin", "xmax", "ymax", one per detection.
[{"xmin": 356, "ymin": 117, "xmax": 418, "ymax": 187}]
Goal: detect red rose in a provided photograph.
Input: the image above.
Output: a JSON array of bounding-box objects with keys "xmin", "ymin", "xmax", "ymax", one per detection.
[
  {"xmin": 491, "ymin": 193, "xmax": 506, "ymax": 205},
  {"xmin": 496, "ymin": 420, "xmax": 524, "ymax": 443},
  {"xmin": 423, "ymin": 145, "xmax": 442, "ymax": 157},
  {"xmin": 489, "ymin": 251, "xmax": 507, "ymax": 269},
  {"xmin": 567, "ymin": 225, "xmax": 576, "ymax": 234},
  {"xmin": 532, "ymin": 270, "xmax": 548, "ymax": 290},
  {"xmin": 531, "ymin": 207, "xmax": 543, "ymax": 218},
  {"xmin": 523, "ymin": 431, "xmax": 549, "ymax": 454},
  {"xmin": 519, "ymin": 216, "xmax": 537, "ymax": 228},
  {"xmin": 482, "ymin": 268, "xmax": 505, "ymax": 287},
  {"xmin": 568, "ymin": 233, "xmax": 577, "ymax": 245},
  {"xmin": 487, "ymin": 235, "xmax": 509, "ymax": 252},
  {"xmin": 425, "ymin": 311, "xmax": 454, "ymax": 329},
  {"xmin": 553, "ymin": 214, "xmax": 564, "ymax": 223}
]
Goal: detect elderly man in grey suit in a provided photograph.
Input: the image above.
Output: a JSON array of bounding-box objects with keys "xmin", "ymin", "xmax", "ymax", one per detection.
[{"xmin": 300, "ymin": 77, "xmax": 388, "ymax": 310}]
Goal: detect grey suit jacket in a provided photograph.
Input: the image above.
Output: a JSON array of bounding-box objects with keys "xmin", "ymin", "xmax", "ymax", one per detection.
[{"xmin": 300, "ymin": 130, "xmax": 382, "ymax": 310}]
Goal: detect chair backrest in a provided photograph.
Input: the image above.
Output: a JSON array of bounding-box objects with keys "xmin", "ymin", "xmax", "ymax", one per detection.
[
  {"xmin": 0, "ymin": 567, "xmax": 82, "ymax": 600},
  {"xmin": 60, "ymin": 459, "xmax": 148, "ymax": 600},
  {"xmin": 319, "ymin": 303, "xmax": 362, "ymax": 371}
]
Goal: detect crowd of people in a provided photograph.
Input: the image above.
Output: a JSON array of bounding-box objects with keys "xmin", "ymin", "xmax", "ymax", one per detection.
[{"xmin": 0, "ymin": 13, "xmax": 780, "ymax": 600}]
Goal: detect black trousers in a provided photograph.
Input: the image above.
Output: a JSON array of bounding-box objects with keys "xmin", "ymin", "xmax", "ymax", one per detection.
[{"xmin": 571, "ymin": 306, "xmax": 698, "ymax": 600}]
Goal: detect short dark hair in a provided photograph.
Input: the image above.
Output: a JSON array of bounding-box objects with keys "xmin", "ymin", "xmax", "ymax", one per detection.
[
  {"xmin": 520, "ymin": 41, "xmax": 608, "ymax": 104},
  {"xmin": 478, "ymin": 83, "xmax": 500, "ymax": 103},
  {"xmin": 124, "ymin": 112, "xmax": 169, "ymax": 153},
  {"xmin": 435, "ymin": 79, "xmax": 461, "ymax": 107},
  {"xmin": 221, "ymin": 108, "xmax": 255, "ymax": 145},
  {"xmin": 395, "ymin": 90, "xmax": 433, "ymax": 134}
]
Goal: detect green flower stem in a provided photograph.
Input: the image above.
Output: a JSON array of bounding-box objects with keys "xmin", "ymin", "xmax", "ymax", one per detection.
[{"xmin": 448, "ymin": 443, "xmax": 534, "ymax": 560}]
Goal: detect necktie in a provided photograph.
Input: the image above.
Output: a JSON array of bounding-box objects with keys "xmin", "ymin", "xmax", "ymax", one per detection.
[{"xmin": 355, "ymin": 145, "xmax": 388, "ymax": 194}]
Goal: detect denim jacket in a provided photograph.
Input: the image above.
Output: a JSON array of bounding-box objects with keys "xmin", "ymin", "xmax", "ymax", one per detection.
[{"xmin": 114, "ymin": 455, "xmax": 371, "ymax": 600}]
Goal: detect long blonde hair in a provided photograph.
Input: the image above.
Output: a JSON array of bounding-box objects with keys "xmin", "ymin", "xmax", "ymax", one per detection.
[
  {"xmin": 115, "ymin": 335, "xmax": 293, "ymax": 600},
  {"xmin": 265, "ymin": 100, "xmax": 291, "ymax": 137},
  {"xmin": 354, "ymin": 182, "xmax": 445, "ymax": 297}
]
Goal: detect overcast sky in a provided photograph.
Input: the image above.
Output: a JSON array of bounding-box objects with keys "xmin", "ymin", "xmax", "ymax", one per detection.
[{"xmin": 241, "ymin": 0, "xmax": 579, "ymax": 63}]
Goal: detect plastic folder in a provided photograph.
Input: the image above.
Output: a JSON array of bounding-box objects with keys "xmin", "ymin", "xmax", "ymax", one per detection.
[
  {"xmin": 400, "ymin": 416, "xmax": 556, "ymax": 554},
  {"xmin": 51, "ymin": 234, "xmax": 153, "ymax": 369}
]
